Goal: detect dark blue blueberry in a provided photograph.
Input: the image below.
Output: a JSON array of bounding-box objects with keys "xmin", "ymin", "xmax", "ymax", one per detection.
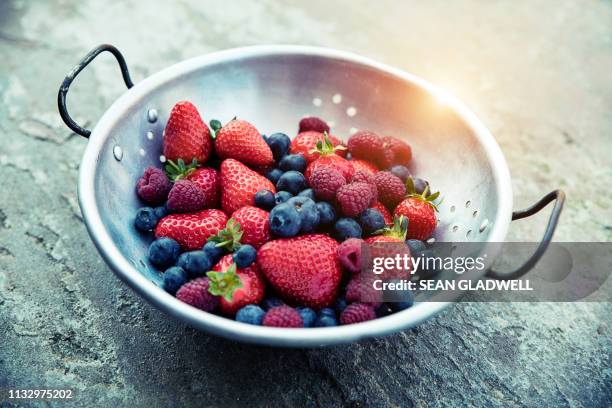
[
  {"xmin": 334, "ymin": 296, "xmax": 348, "ymax": 314},
  {"xmin": 269, "ymin": 202, "xmax": 302, "ymax": 237},
  {"xmin": 236, "ymin": 304, "xmax": 266, "ymax": 325},
  {"xmin": 315, "ymin": 202, "xmax": 336, "ymax": 227},
  {"xmin": 266, "ymin": 168, "xmax": 284, "ymax": 185},
  {"xmin": 375, "ymin": 304, "xmax": 393, "ymax": 317},
  {"xmin": 297, "ymin": 188, "xmax": 316, "ymax": 201},
  {"xmin": 315, "ymin": 314, "xmax": 338, "ymax": 327},
  {"xmin": 390, "ymin": 165, "xmax": 411, "ymax": 183},
  {"xmin": 274, "ymin": 191, "xmax": 293, "ymax": 205},
  {"xmin": 148, "ymin": 237, "xmax": 181, "ymax": 268},
  {"xmin": 177, "ymin": 250, "xmax": 213, "ymax": 278},
  {"xmin": 203, "ymin": 241, "xmax": 224, "ymax": 264},
  {"xmin": 254, "ymin": 189, "xmax": 276, "ymax": 211},
  {"xmin": 262, "ymin": 297, "xmax": 285, "ymax": 310},
  {"xmin": 276, "ymin": 171, "xmax": 306, "ymax": 195},
  {"xmin": 162, "ymin": 266, "xmax": 187, "ymax": 295},
  {"xmin": 233, "ymin": 244, "xmax": 257, "ymax": 268},
  {"xmin": 153, "ymin": 206, "xmax": 168, "ymax": 220},
  {"xmin": 287, "ymin": 196, "xmax": 319, "ymax": 233},
  {"xmin": 296, "ymin": 307, "xmax": 317, "ymax": 327},
  {"xmin": 358, "ymin": 208, "xmax": 385, "ymax": 235},
  {"xmin": 319, "ymin": 308, "xmax": 336, "ymax": 317},
  {"xmin": 267, "ymin": 132, "xmax": 291, "ymax": 161},
  {"xmin": 334, "ymin": 218, "xmax": 362, "ymax": 241},
  {"xmin": 411, "ymin": 177, "xmax": 430, "ymax": 195},
  {"xmin": 278, "ymin": 154, "xmax": 307, "ymax": 173},
  {"xmin": 405, "ymin": 239, "xmax": 427, "ymax": 254},
  {"xmin": 134, "ymin": 207, "xmax": 159, "ymax": 232}
]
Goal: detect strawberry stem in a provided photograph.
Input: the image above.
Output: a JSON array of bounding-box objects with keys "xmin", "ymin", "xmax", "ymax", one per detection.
[
  {"xmin": 206, "ymin": 263, "xmax": 243, "ymax": 302},
  {"xmin": 164, "ymin": 158, "xmax": 199, "ymax": 182},
  {"xmin": 373, "ymin": 215, "xmax": 409, "ymax": 240},
  {"xmin": 207, "ymin": 218, "xmax": 243, "ymax": 252},
  {"xmin": 307, "ymin": 132, "xmax": 347, "ymax": 156},
  {"xmin": 405, "ymin": 177, "xmax": 441, "ymax": 212}
]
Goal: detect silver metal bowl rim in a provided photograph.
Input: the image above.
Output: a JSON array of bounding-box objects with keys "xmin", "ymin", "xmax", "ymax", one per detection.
[{"xmin": 77, "ymin": 45, "xmax": 513, "ymax": 347}]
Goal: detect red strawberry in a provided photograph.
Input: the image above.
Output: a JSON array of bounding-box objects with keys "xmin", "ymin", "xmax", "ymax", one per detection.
[
  {"xmin": 370, "ymin": 201, "xmax": 393, "ymax": 226},
  {"xmin": 350, "ymin": 159, "xmax": 379, "ymax": 176},
  {"xmin": 373, "ymin": 171, "xmax": 406, "ymax": 209},
  {"xmin": 220, "ymin": 159, "xmax": 276, "ymax": 215},
  {"xmin": 303, "ymin": 135, "xmax": 353, "ymax": 180},
  {"xmin": 257, "ymin": 234, "xmax": 342, "ymax": 308},
  {"xmin": 231, "ymin": 206, "xmax": 271, "ymax": 249},
  {"xmin": 155, "ymin": 209, "xmax": 228, "ymax": 251},
  {"xmin": 215, "ymin": 119, "xmax": 273, "ymax": 167},
  {"xmin": 163, "ymin": 101, "xmax": 212, "ymax": 164},
  {"xmin": 393, "ymin": 181, "xmax": 439, "ymax": 240},
  {"xmin": 298, "ymin": 117, "xmax": 330, "ymax": 134},
  {"xmin": 347, "ymin": 130, "xmax": 384, "ymax": 162},
  {"xmin": 364, "ymin": 216, "xmax": 411, "ymax": 279},
  {"xmin": 208, "ymin": 254, "xmax": 265, "ymax": 315},
  {"xmin": 364, "ymin": 216, "xmax": 408, "ymax": 244},
  {"xmin": 165, "ymin": 160, "xmax": 219, "ymax": 208},
  {"xmin": 382, "ymin": 136, "xmax": 412, "ymax": 166},
  {"xmin": 290, "ymin": 131, "xmax": 346, "ymax": 163}
]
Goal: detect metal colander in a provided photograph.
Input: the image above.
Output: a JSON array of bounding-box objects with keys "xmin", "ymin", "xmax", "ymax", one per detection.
[{"xmin": 58, "ymin": 44, "xmax": 564, "ymax": 347}]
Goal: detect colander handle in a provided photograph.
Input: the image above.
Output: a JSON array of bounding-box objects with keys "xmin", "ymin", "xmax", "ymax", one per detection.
[
  {"xmin": 57, "ymin": 44, "xmax": 134, "ymax": 138},
  {"xmin": 487, "ymin": 190, "xmax": 565, "ymax": 280}
]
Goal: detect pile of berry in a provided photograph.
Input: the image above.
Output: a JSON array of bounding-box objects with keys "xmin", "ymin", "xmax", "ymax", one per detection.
[{"xmin": 134, "ymin": 101, "xmax": 440, "ymax": 328}]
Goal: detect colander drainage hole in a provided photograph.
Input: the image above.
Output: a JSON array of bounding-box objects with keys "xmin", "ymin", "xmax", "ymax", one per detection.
[
  {"xmin": 312, "ymin": 97, "xmax": 322, "ymax": 107},
  {"xmin": 465, "ymin": 200, "xmax": 471, "ymax": 208},
  {"xmin": 346, "ymin": 106, "xmax": 357, "ymax": 117},
  {"xmin": 450, "ymin": 205, "xmax": 456, "ymax": 213},
  {"xmin": 139, "ymin": 148, "xmax": 146, "ymax": 157},
  {"xmin": 451, "ymin": 225, "xmax": 459, "ymax": 232},
  {"xmin": 147, "ymin": 109, "xmax": 158, "ymax": 123},
  {"xmin": 466, "ymin": 230, "xmax": 473, "ymax": 238},
  {"xmin": 427, "ymin": 237, "xmax": 436, "ymax": 245},
  {"xmin": 472, "ymin": 210, "xmax": 479, "ymax": 218},
  {"xmin": 332, "ymin": 93, "xmax": 342, "ymax": 104},
  {"xmin": 146, "ymin": 131, "xmax": 154, "ymax": 140},
  {"xmin": 159, "ymin": 155, "xmax": 167, "ymax": 163},
  {"xmin": 479, "ymin": 219, "xmax": 489, "ymax": 232},
  {"xmin": 113, "ymin": 145, "xmax": 123, "ymax": 161}
]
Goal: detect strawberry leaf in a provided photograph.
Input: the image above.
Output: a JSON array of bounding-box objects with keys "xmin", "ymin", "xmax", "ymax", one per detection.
[
  {"xmin": 206, "ymin": 264, "xmax": 243, "ymax": 302},
  {"xmin": 207, "ymin": 218, "xmax": 243, "ymax": 251}
]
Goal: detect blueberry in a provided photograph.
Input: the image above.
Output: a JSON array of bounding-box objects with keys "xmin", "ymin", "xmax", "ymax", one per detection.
[
  {"xmin": 319, "ymin": 308, "xmax": 336, "ymax": 317},
  {"xmin": 236, "ymin": 304, "xmax": 266, "ymax": 325},
  {"xmin": 153, "ymin": 206, "xmax": 168, "ymax": 220},
  {"xmin": 287, "ymin": 196, "xmax": 319, "ymax": 233},
  {"xmin": 334, "ymin": 296, "xmax": 348, "ymax": 314},
  {"xmin": 162, "ymin": 266, "xmax": 187, "ymax": 295},
  {"xmin": 315, "ymin": 314, "xmax": 338, "ymax": 327},
  {"xmin": 297, "ymin": 188, "xmax": 316, "ymax": 201},
  {"xmin": 203, "ymin": 241, "xmax": 224, "ymax": 264},
  {"xmin": 233, "ymin": 244, "xmax": 257, "ymax": 268},
  {"xmin": 134, "ymin": 207, "xmax": 159, "ymax": 232},
  {"xmin": 316, "ymin": 202, "xmax": 336, "ymax": 227},
  {"xmin": 405, "ymin": 239, "xmax": 427, "ymax": 254},
  {"xmin": 358, "ymin": 208, "xmax": 385, "ymax": 235},
  {"xmin": 279, "ymin": 154, "xmax": 307, "ymax": 173},
  {"xmin": 254, "ymin": 189, "xmax": 276, "ymax": 211},
  {"xmin": 334, "ymin": 218, "xmax": 362, "ymax": 241},
  {"xmin": 177, "ymin": 250, "xmax": 213, "ymax": 278},
  {"xmin": 411, "ymin": 177, "xmax": 430, "ymax": 195},
  {"xmin": 262, "ymin": 297, "xmax": 285, "ymax": 310},
  {"xmin": 276, "ymin": 171, "xmax": 306, "ymax": 195},
  {"xmin": 274, "ymin": 191, "xmax": 293, "ymax": 205},
  {"xmin": 148, "ymin": 237, "xmax": 181, "ymax": 268},
  {"xmin": 296, "ymin": 307, "xmax": 317, "ymax": 327},
  {"xmin": 266, "ymin": 168, "xmax": 284, "ymax": 185},
  {"xmin": 390, "ymin": 165, "xmax": 411, "ymax": 183},
  {"xmin": 269, "ymin": 202, "xmax": 302, "ymax": 237},
  {"xmin": 267, "ymin": 132, "xmax": 291, "ymax": 161}
]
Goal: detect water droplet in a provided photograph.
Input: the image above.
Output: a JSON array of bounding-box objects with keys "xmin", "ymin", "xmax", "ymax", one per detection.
[
  {"xmin": 159, "ymin": 155, "xmax": 166, "ymax": 163},
  {"xmin": 139, "ymin": 148, "xmax": 146, "ymax": 156},
  {"xmin": 349, "ymin": 127, "xmax": 358, "ymax": 135},
  {"xmin": 113, "ymin": 145, "xmax": 123, "ymax": 161},
  {"xmin": 346, "ymin": 107, "xmax": 357, "ymax": 117},
  {"xmin": 426, "ymin": 237, "xmax": 436, "ymax": 245},
  {"xmin": 312, "ymin": 98, "xmax": 322, "ymax": 107},
  {"xmin": 332, "ymin": 94, "xmax": 342, "ymax": 104},
  {"xmin": 479, "ymin": 219, "xmax": 489, "ymax": 232},
  {"xmin": 147, "ymin": 109, "xmax": 158, "ymax": 123},
  {"xmin": 146, "ymin": 131, "xmax": 154, "ymax": 140}
]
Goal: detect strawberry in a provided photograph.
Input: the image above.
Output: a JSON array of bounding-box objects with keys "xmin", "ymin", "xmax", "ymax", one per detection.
[
  {"xmin": 290, "ymin": 131, "xmax": 346, "ymax": 163},
  {"xmin": 303, "ymin": 134, "xmax": 353, "ymax": 181},
  {"xmin": 382, "ymin": 136, "xmax": 412, "ymax": 166},
  {"xmin": 370, "ymin": 201, "xmax": 393, "ymax": 226},
  {"xmin": 350, "ymin": 159, "xmax": 379, "ymax": 176},
  {"xmin": 230, "ymin": 206, "xmax": 271, "ymax": 249},
  {"xmin": 165, "ymin": 160, "xmax": 219, "ymax": 209},
  {"xmin": 155, "ymin": 209, "xmax": 228, "ymax": 251},
  {"xmin": 393, "ymin": 180, "xmax": 439, "ymax": 240},
  {"xmin": 257, "ymin": 234, "xmax": 342, "ymax": 308},
  {"xmin": 364, "ymin": 216, "xmax": 408, "ymax": 244},
  {"xmin": 163, "ymin": 101, "xmax": 212, "ymax": 164},
  {"xmin": 214, "ymin": 119, "xmax": 273, "ymax": 167},
  {"xmin": 207, "ymin": 254, "xmax": 265, "ymax": 315},
  {"xmin": 219, "ymin": 159, "xmax": 276, "ymax": 215}
]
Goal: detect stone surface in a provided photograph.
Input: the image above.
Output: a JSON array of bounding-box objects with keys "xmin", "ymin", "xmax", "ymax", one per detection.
[{"xmin": 0, "ymin": 0, "xmax": 611, "ymax": 407}]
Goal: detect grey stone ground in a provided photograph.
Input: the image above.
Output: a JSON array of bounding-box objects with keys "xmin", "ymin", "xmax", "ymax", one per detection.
[{"xmin": 0, "ymin": 0, "xmax": 611, "ymax": 407}]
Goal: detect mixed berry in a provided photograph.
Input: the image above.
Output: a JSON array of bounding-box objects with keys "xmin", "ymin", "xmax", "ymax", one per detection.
[{"xmin": 135, "ymin": 100, "xmax": 441, "ymax": 328}]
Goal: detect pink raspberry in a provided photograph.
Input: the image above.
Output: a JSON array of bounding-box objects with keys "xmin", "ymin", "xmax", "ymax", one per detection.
[
  {"xmin": 347, "ymin": 130, "xmax": 384, "ymax": 162},
  {"xmin": 373, "ymin": 171, "xmax": 406, "ymax": 209},
  {"xmin": 382, "ymin": 136, "xmax": 412, "ymax": 166},
  {"xmin": 309, "ymin": 166, "xmax": 346, "ymax": 201},
  {"xmin": 136, "ymin": 167, "xmax": 170, "ymax": 205},
  {"xmin": 340, "ymin": 302, "xmax": 376, "ymax": 325},
  {"xmin": 298, "ymin": 116, "xmax": 330, "ymax": 134},
  {"xmin": 176, "ymin": 277, "xmax": 219, "ymax": 312},
  {"xmin": 262, "ymin": 305, "xmax": 303, "ymax": 327},
  {"xmin": 337, "ymin": 238, "xmax": 363, "ymax": 274},
  {"xmin": 167, "ymin": 180, "xmax": 205, "ymax": 213},
  {"xmin": 345, "ymin": 277, "xmax": 381, "ymax": 307},
  {"xmin": 351, "ymin": 170, "xmax": 377, "ymax": 204},
  {"xmin": 336, "ymin": 182, "xmax": 373, "ymax": 217}
]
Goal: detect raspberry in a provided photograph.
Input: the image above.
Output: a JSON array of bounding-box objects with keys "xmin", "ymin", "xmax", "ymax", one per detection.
[
  {"xmin": 298, "ymin": 116, "xmax": 330, "ymax": 134},
  {"xmin": 351, "ymin": 170, "xmax": 377, "ymax": 204},
  {"xmin": 345, "ymin": 277, "xmax": 381, "ymax": 307},
  {"xmin": 262, "ymin": 305, "xmax": 304, "ymax": 327},
  {"xmin": 347, "ymin": 131, "xmax": 384, "ymax": 161},
  {"xmin": 167, "ymin": 180, "xmax": 206, "ymax": 212},
  {"xmin": 336, "ymin": 182, "xmax": 373, "ymax": 217},
  {"xmin": 176, "ymin": 277, "xmax": 219, "ymax": 312},
  {"xmin": 136, "ymin": 167, "xmax": 170, "ymax": 205},
  {"xmin": 373, "ymin": 171, "xmax": 406, "ymax": 209},
  {"xmin": 376, "ymin": 148, "xmax": 395, "ymax": 169},
  {"xmin": 337, "ymin": 238, "xmax": 363, "ymax": 275},
  {"xmin": 340, "ymin": 302, "xmax": 376, "ymax": 325},
  {"xmin": 382, "ymin": 136, "xmax": 412, "ymax": 165},
  {"xmin": 309, "ymin": 166, "xmax": 346, "ymax": 201}
]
